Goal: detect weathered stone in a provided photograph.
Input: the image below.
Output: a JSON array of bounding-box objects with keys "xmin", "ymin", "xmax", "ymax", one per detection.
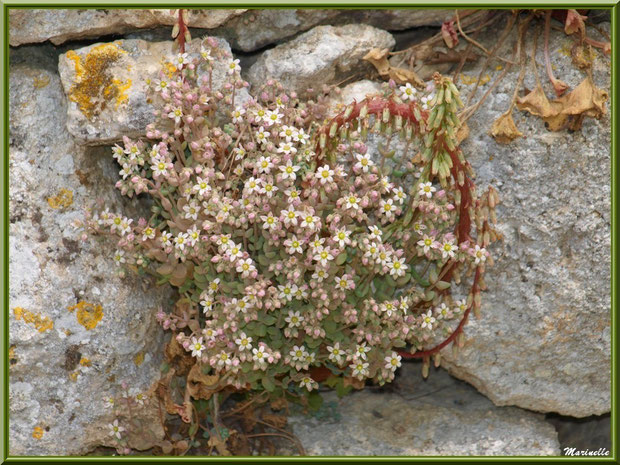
[
  {"xmin": 324, "ymin": 20, "xmax": 611, "ymax": 418},
  {"xmin": 58, "ymin": 37, "xmax": 249, "ymax": 145},
  {"xmin": 9, "ymin": 45, "xmax": 171, "ymax": 455},
  {"xmin": 326, "ymin": 79, "xmax": 383, "ymax": 117},
  {"xmin": 247, "ymin": 24, "xmax": 395, "ymax": 97},
  {"xmin": 348, "ymin": 9, "xmax": 453, "ymax": 30},
  {"xmin": 439, "ymin": 22, "xmax": 611, "ymax": 417},
  {"xmin": 9, "ymin": 9, "xmax": 247, "ymax": 47},
  {"xmin": 213, "ymin": 9, "xmax": 342, "ymax": 52},
  {"xmin": 285, "ymin": 367, "xmax": 560, "ymax": 456}
]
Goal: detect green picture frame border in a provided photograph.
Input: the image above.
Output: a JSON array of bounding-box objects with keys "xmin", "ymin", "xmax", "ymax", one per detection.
[{"xmin": 0, "ymin": 1, "xmax": 617, "ymax": 462}]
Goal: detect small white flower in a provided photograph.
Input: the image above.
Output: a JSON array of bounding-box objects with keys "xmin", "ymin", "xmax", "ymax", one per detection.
[
  {"xmin": 278, "ymin": 284, "xmax": 297, "ymax": 302},
  {"xmin": 257, "ymin": 156, "xmax": 273, "ymax": 174},
  {"xmin": 175, "ymin": 232, "xmax": 189, "ymax": 251},
  {"xmin": 151, "ymin": 160, "xmax": 169, "ymax": 177},
  {"xmin": 265, "ymin": 109, "xmax": 282, "ymax": 126},
  {"xmin": 327, "ymin": 343, "xmax": 344, "ymax": 364},
  {"xmin": 355, "ymin": 343, "xmax": 371, "ymax": 361},
  {"xmin": 279, "ymin": 125, "xmax": 298, "ymax": 141},
  {"xmin": 368, "ymin": 225, "xmax": 382, "ymax": 240},
  {"xmin": 194, "ymin": 177, "xmax": 211, "ymax": 197},
  {"xmin": 354, "ymin": 153, "xmax": 374, "ymax": 172},
  {"xmin": 301, "ymin": 213, "xmax": 320, "ymax": 231},
  {"xmin": 417, "ymin": 234, "xmax": 436, "ymax": 254},
  {"xmin": 183, "ymin": 202, "xmax": 200, "ymax": 220},
  {"xmin": 109, "ymin": 419, "xmax": 125, "ymax": 440},
  {"xmin": 227, "ymin": 58, "xmax": 241, "ymax": 75},
  {"xmin": 200, "ymin": 46, "xmax": 213, "ymax": 62},
  {"xmin": 333, "ymin": 228, "xmax": 352, "ymax": 248},
  {"xmin": 384, "ymin": 352, "xmax": 402, "ymax": 371},
  {"xmin": 344, "ymin": 193, "xmax": 361, "ymax": 210},
  {"xmin": 282, "ymin": 205, "xmax": 299, "ymax": 227},
  {"xmin": 279, "ymin": 160, "xmax": 300, "ymax": 180},
  {"xmin": 191, "ymin": 337, "xmax": 205, "ymax": 357},
  {"xmin": 300, "ymin": 376, "xmax": 318, "ymax": 391},
  {"xmin": 255, "ymin": 126, "xmax": 270, "ymax": 145},
  {"xmin": 293, "ymin": 128, "xmax": 310, "ymax": 145},
  {"xmin": 285, "ymin": 310, "xmax": 304, "ymax": 328},
  {"xmin": 440, "ymin": 239, "xmax": 458, "ymax": 259},
  {"xmin": 154, "ymin": 79, "xmax": 169, "ymax": 92},
  {"xmin": 284, "ymin": 236, "xmax": 303, "ymax": 255},
  {"xmin": 217, "ymin": 351, "xmax": 232, "ymax": 367},
  {"xmin": 174, "ymin": 52, "xmax": 189, "ymax": 70},
  {"xmin": 142, "ymin": 227, "xmax": 155, "ymax": 241},
  {"xmin": 388, "ymin": 258, "xmax": 408, "ymax": 277},
  {"xmin": 236, "ymin": 258, "xmax": 256, "ymax": 277},
  {"xmin": 393, "ymin": 186, "xmax": 407, "ymax": 204},
  {"xmin": 231, "ymin": 107, "xmax": 246, "ymax": 123},
  {"xmin": 113, "ymin": 250, "xmax": 126, "ymax": 266},
  {"xmin": 380, "ymin": 198, "xmax": 397, "ymax": 218},
  {"xmin": 261, "ymin": 213, "xmax": 278, "ymax": 231},
  {"xmin": 418, "ymin": 182, "xmax": 436, "ymax": 199},
  {"xmin": 168, "ymin": 107, "xmax": 183, "ymax": 124},
  {"xmin": 351, "ymin": 360, "xmax": 369, "ymax": 379},
  {"xmin": 454, "ymin": 299, "xmax": 467, "ymax": 315},
  {"xmin": 235, "ymin": 332, "xmax": 253, "ymax": 351},
  {"xmin": 316, "ymin": 165, "xmax": 334, "ymax": 184},
  {"xmin": 290, "ymin": 345, "xmax": 308, "ymax": 362},
  {"xmin": 399, "ymin": 82, "xmax": 417, "ymax": 101},
  {"xmin": 472, "ymin": 245, "xmax": 488, "ymax": 264},
  {"xmin": 314, "ymin": 247, "xmax": 334, "ymax": 266},
  {"xmin": 421, "ymin": 310, "xmax": 436, "ymax": 330}
]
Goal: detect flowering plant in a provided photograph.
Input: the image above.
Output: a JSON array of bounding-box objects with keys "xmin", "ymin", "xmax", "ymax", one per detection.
[{"xmin": 86, "ymin": 35, "xmax": 498, "ymax": 403}]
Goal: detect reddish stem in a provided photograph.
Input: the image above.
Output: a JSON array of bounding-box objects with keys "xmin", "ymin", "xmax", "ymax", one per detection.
[
  {"xmin": 316, "ymin": 94, "xmax": 481, "ymax": 360},
  {"xmin": 177, "ymin": 9, "xmax": 188, "ymax": 54}
]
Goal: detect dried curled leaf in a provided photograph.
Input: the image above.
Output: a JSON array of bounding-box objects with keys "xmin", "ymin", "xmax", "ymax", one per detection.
[
  {"xmin": 490, "ymin": 112, "xmax": 523, "ymax": 144},
  {"xmin": 363, "ymin": 48, "xmax": 424, "ymax": 88},
  {"xmin": 187, "ymin": 363, "xmax": 221, "ymax": 400},
  {"xmin": 565, "ymin": 9, "xmax": 587, "ymax": 38},
  {"xmin": 441, "ymin": 20, "xmax": 459, "ymax": 49},
  {"xmin": 262, "ymin": 413, "xmax": 287, "ymax": 429},
  {"xmin": 517, "ymin": 77, "xmax": 608, "ymax": 132}
]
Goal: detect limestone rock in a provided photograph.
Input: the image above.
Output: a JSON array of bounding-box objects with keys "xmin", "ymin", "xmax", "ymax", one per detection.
[
  {"xmin": 246, "ymin": 24, "xmax": 395, "ymax": 97},
  {"xmin": 9, "ymin": 9, "xmax": 247, "ymax": 46},
  {"xmin": 286, "ymin": 367, "xmax": 561, "ymax": 456},
  {"xmin": 9, "ymin": 45, "xmax": 171, "ymax": 455},
  {"xmin": 58, "ymin": 37, "xmax": 249, "ymax": 145},
  {"xmin": 439, "ymin": 22, "xmax": 611, "ymax": 417}
]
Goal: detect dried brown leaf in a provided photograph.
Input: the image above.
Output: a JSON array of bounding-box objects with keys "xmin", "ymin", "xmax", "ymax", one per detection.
[
  {"xmin": 187, "ymin": 363, "xmax": 221, "ymax": 400},
  {"xmin": 565, "ymin": 9, "xmax": 587, "ymax": 38},
  {"xmin": 441, "ymin": 21, "xmax": 459, "ymax": 49},
  {"xmin": 363, "ymin": 48, "xmax": 425, "ymax": 88},
  {"xmin": 342, "ymin": 376, "xmax": 365, "ymax": 390},
  {"xmin": 516, "ymin": 84, "xmax": 557, "ymax": 118},
  {"xmin": 490, "ymin": 112, "xmax": 523, "ymax": 144}
]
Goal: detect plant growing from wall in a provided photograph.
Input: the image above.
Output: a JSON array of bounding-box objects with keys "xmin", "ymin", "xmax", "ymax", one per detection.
[{"xmin": 84, "ymin": 10, "xmax": 499, "ymax": 454}]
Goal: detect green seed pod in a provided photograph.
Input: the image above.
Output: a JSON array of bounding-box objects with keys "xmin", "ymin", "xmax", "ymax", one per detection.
[
  {"xmin": 343, "ymin": 104, "xmax": 354, "ymax": 119},
  {"xmin": 329, "ymin": 122, "xmax": 338, "ymax": 138},
  {"xmin": 359, "ymin": 104, "xmax": 368, "ymax": 119},
  {"xmin": 382, "ymin": 107, "xmax": 390, "ymax": 124}
]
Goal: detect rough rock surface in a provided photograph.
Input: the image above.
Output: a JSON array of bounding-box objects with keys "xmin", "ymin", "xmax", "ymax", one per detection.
[
  {"xmin": 440, "ymin": 21, "xmax": 611, "ymax": 418},
  {"xmin": 285, "ymin": 367, "xmax": 560, "ymax": 456},
  {"xmin": 246, "ymin": 24, "xmax": 395, "ymax": 97},
  {"xmin": 58, "ymin": 37, "xmax": 249, "ymax": 145},
  {"xmin": 9, "ymin": 45, "xmax": 171, "ymax": 455},
  {"xmin": 9, "ymin": 9, "xmax": 247, "ymax": 46},
  {"xmin": 325, "ymin": 21, "xmax": 611, "ymax": 418}
]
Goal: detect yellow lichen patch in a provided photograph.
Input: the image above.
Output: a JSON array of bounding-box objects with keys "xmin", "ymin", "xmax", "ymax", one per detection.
[
  {"xmin": 67, "ymin": 301, "xmax": 103, "ymax": 331},
  {"xmin": 33, "ymin": 74, "xmax": 51, "ymax": 89},
  {"xmin": 133, "ymin": 351, "xmax": 145, "ymax": 367},
  {"xmin": 69, "ymin": 371, "xmax": 80, "ymax": 382},
  {"xmin": 162, "ymin": 61, "xmax": 178, "ymax": 79},
  {"xmin": 79, "ymin": 356, "xmax": 92, "ymax": 367},
  {"xmin": 495, "ymin": 64, "xmax": 503, "ymax": 71},
  {"xmin": 32, "ymin": 426, "xmax": 44, "ymax": 440},
  {"xmin": 47, "ymin": 188, "xmax": 73, "ymax": 210},
  {"xmin": 64, "ymin": 329, "xmax": 72, "ymax": 337},
  {"xmin": 14, "ymin": 307, "xmax": 54, "ymax": 333},
  {"xmin": 9, "ymin": 346, "xmax": 17, "ymax": 363},
  {"xmin": 66, "ymin": 43, "xmax": 131, "ymax": 120},
  {"xmin": 459, "ymin": 73, "xmax": 491, "ymax": 86}
]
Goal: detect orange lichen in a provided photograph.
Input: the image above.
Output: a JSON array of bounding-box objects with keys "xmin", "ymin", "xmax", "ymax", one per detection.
[
  {"xmin": 79, "ymin": 356, "xmax": 92, "ymax": 367},
  {"xmin": 47, "ymin": 188, "xmax": 73, "ymax": 209},
  {"xmin": 162, "ymin": 61, "xmax": 178, "ymax": 79},
  {"xmin": 66, "ymin": 43, "xmax": 131, "ymax": 120},
  {"xmin": 67, "ymin": 301, "xmax": 103, "ymax": 330},
  {"xmin": 32, "ymin": 426, "xmax": 44, "ymax": 440},
  {"xmin": 133, "ymin": 351, "xmax": 145, "ymax": 367},
  {"xmin": 13, "ymin": 307, "xmax": 54, "ymax": 333}
]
